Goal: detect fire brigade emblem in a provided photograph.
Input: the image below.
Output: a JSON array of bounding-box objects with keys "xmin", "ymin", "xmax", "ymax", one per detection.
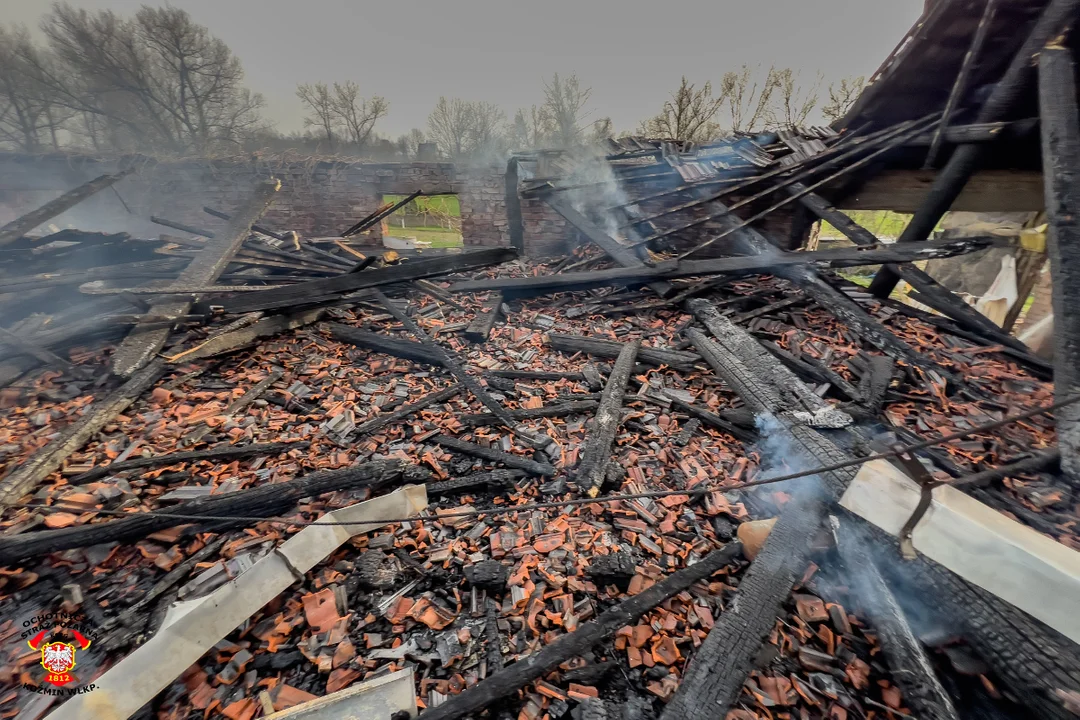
[{"xmin": 27, "ymin": 629, "xmax": 91, "ymax": 687}]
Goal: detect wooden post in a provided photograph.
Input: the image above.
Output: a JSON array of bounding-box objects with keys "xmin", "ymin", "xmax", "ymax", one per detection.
[
  {"xmin": 111, "ymin": 180, "xmax": 281, "ymax": 377},
  {"xmin": 869, "ymin": 0, "xmax": 1080, "ymax": 298},
  {"xmin": 1039, "ymin": 41, "xmax": 1080, "ymax": 484}
]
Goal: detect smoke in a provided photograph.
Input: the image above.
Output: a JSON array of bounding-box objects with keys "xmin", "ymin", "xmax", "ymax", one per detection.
[{"xmin": 560, "ymin": 144, "xmax": 632, "ymax": 243}]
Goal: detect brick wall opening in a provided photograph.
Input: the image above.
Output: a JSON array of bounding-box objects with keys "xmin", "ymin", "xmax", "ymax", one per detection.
[{"xmin": 380, "ymin": 193, "xmax": 463, "ymax": 250}]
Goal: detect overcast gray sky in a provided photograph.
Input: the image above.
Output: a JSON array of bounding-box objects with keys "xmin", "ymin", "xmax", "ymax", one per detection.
[{"xmin": 7, "ymin": 0, "xmax": 924, "ymax": 138}]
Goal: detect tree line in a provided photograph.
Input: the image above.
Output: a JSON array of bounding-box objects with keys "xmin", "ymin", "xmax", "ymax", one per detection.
[{"xmin": 0, "ymin": 3, "xmax": 866, "ymax": 159}]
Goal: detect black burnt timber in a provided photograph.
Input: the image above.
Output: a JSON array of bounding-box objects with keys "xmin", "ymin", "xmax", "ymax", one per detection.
[
  {"xmin": 418, "ymin": 543, "xmax": 742, "ymax": 720},
  {"xmin": 460, "ymin": 400, "xmax": 600, "ymax": 427},
  {"xmin": 352, "ymin": 384, "xmax": 464, "ymax": 437},
  {"xmin": 342, "ymin": 190, "xmax": 421, "ymax": 238},
  {"xmin": 546, "ymin": 334, "xmax": 700, "ymax": 372},
  {"xmin": 664, "ymin": 396, "xmax": 757, "ymax": 443},
  {"xmin": 1040, "ymin": 42, "xmax": 1080, "ymax": 484},
  {"xmin": 413, "ymin": 279, "xmax": 469, "ymax": 311},
  {"xmin": 859, "ymin": 355, "xmax": 896, "ymax": 418},
  {"xmin": 326, "ymin": 324, "xmax": 443, "ymax": 366},
  {"xmin": 789, "ymin": 182, "xmax": 1030, "ymax": 353},
  {"xmin": 0, "ymin": 360, "xmax": 167, "ymax": 508},
  {"xmin": 952, "ymin": 449, "xmax": 1061, "ymax": 490},
  {"xmin": 166, "ymin": 307, "xmax": 328, "ymax": 363},
  {"xmin": 923, "ymin": 0, "xmax": 999, "ymax": 170},
  {"xmin": 150, "ymin": 216, "xmax": 217, "ymax": 238},
  {"xmin": 0, "ymin": 460, "xmax": 412, "ymax": 567},
  {"xmin": 0, "ymin": 169, "xmax": 137, "ymax": 248},
  {"xmin": 427, "ymin": 469, "xmax": 522, "ymax": 496},
  {"xmin": 869, "ymin": 0, "xmax": 1080, "ymax": 298},
  {"xmin": 218, "ymin": 247, "xmax": 517, "ymax": 314},
  {"xmin": 576, "ymin": 339, "xmax": 640, "ymax": 497},
  {"xmin": 488, "ymin": 370, "xmax": 587, "ymax": 382},
  {"xmin": 432, "ymin": 435, "xmax": 555, "ymax": 477},
  {"xmin": 112, "ymin": 180, "xmax": 281, "ymax": 378},
  {"xmin": 760, "ymin": 340, "xmax": 863, "ymax": 403},
  {"xmin": 447, "ymin": 238, "xmax": 997, "ymax": 295},
  {"xmin": 543, "ymin": 194, "xmax": 673, "ymax": 298},
  {"xmin": 202, "ymin": 205, "xmax": 285, "ymax": 241},
  {"xmin": 666, "ymin": 330, "xmax": 856, "ymax": 720},
  {"xmin": 687, "ymin": 300, "xmax": 851, "ymax": 425},
  {"xmin": 373, "ymin": 290, "xmax": 520, "ymax": 429},
  {"xmin": 464, "ymin": 292, "xmax": 504, "ymax": 343},
  {"xmin": 906, "ymin": 118, "xmax": 1039, "ymax": 146},
  {"xmin": 832, "ymin": 516, "xmax": 961, "ymax": 720},
  {"xmin": 71, "ymin": 440, "xmax": 309, "ymax": 484}
]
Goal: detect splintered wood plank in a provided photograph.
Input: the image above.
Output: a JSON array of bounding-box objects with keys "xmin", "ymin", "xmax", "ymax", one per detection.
[{"xmin": 110, "ymin": 179, "xmax": 281, "ymax": 377}]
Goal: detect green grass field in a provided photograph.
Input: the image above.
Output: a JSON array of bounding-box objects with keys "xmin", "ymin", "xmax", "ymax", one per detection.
[{"xmin": 384, "ymin": 194, "xmax": 461, "ymax": 216}]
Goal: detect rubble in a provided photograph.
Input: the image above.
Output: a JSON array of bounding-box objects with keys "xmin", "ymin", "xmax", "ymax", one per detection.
[{"xmin": 0, "ymin": 5, "xmax": 1078, "ymax": 718}]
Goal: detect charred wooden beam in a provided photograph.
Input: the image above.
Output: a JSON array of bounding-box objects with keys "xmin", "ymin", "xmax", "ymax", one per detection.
[
  {"xmin": 448, "ymin": 238, "xmax": 999, "ymax": 295},
  {"xmin": 72, "ymin": 441, "xmax": 308, "ymax": 484},
  {"xmin": 0, "ymin": 169, "xmax": 136, "ymax": 247},
  {"xmin": 546, "ymin": 334, "xmax": 700, "ymax": 371},
  {"xmin": 202, "ymin": 205, "xmax": 284, "ymax": 241},
  {"xmin": 112, "ymin": 180, "xmax": 281, "ymax": 377},
  {"xmin": 923, "ymin": 0, "xmax": 998, "ymax": 169},
  {"xmin": 831, "ymin": 516, "xmax": 961, "ymax": 720},
  {"xmin": 665, "ymin": 396, "xmax": 757, "ymax": 443},
  {"xmin": 427, "ymin": 469, "xmax": 522, "ymax": 496},
  {"xmin": 1039, "ymin": 42, "xmax": 1080, "ymax": 485},
  {"xmin": 576, "ymin": 340, "xmax": 639, "ymax": 496},
  {"xmin": 0, "ymin": 360, "xmax": 166, "ymax": 508},
  {"xmin": 951, "ymin": 449, "xmax": 1061, "ymax": 490},
  {"xmin": 418, "ymin": 543, "xmax": 742, "ymax": 720},
  {"xmin": 432, "ymin": 435, "xmax": 555, "ymax": 477},
  {"xmin": 166, "ymin": 307, "xmax": 327, "ymax": 363},
  {"xmin": 0, "ymin": 325, "xmax": 72, "ymax": 368},
  {"xmin": 353, "ymin": 384, "xmax": 463, "ymax": 437},
  {"xmin": 326, "ymin": 324, "xmax": 443, "ymax": 366},
  {"xmin": 906, "ymin": 118, "xmax": 1039, "ymax": 147},
  {"xmin": 869, "ymin": 0, "xmax": 1080, "ymax": 297},
  {"xmin": 0, "ymin": 460, "xmax": 412, "ymax": 567},
  {"xmin": 789, "ymin": 182, "xmax": 1030, "ymax": 352},
  {"xmin": 488, "ymin": 370, "xmax": 586, "ymax": 382},
  {"xmin": 220, "ymin": 247, "xmax": 517, "ymax": 314},
  {"xmin": 461, "ymin": 400, "xmax": 599, "ymax": 427},
  {"xmin": 464, "ymin": 292, "xmax": 504, "ymax": 343},
  {"xmin": 150, "ymin": 216, "xmax": 216, "ymax": 238},
  {"xmin": 342, "ymin": 191, "xmax": 421, "ymax": 237},
  {"xmin": 543, "ymin": 194, "xmax": 673, "ymax": 297},
  {"xmin": 859, "ymin": 355, "xmax": 895, "ymax": 418}
]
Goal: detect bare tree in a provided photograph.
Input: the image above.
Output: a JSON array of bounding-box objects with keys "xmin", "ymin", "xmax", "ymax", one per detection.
[
  {"xmin": 719, "ymin": 65, "xmax": 783, "ymax": 133},
  {"xmin": 28, "ymin": 3, "xmax": 263, "ymax": 153},
  {"xmin": 396, "ymin": 128, "xmax": 426, "ymax": 159},
  {"xmin": 589, "ymin": 116, "xmax": 614, "ymax": 143},
  {"xmin": 509, "ymin": 105, "xmax": 552, "ymax": 150},
  {"xmin": 772, "ymin": 69, "xmax": 823, "ymax": 128},
  {"xmin": 639, "ymin": 76, "xmax": 726, "ymax": 142},
  {"xmin": 822, "ymin": 75, "xmax": 866, "ymax": 122},
  {"xmin": 297, "ymin": 82, "xmax": 336, "ymax": 149},
  {"xmin": 542, "ymin": 73, "xmax": 591, "ymax": 148},
  {"xmin": 330, "ymin": 81, "xmax": 387, "ymax": 149},
  {"xmin": 427, "ymin": 97, "xmax": 505, "ymax": 159},
  {"xmin": 0, "ymin": 25, "xmax": 69, "ymax": 151}
]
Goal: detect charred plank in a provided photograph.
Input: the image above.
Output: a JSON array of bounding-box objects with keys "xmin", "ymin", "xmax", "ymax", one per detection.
[
  {"xmin": 432, "ymin": 435, "xmax": 555, "ymax": 477},
  {"xmin": 0, "ymin": 169, "xmax": 136, "ymax": 247},
  {"xmin": 71, "ymin": 441, "xmax": 308, "ymax": 484},
  {"xmin": 576, "ymin": 339, "xmax": 639, "ymax": 496}
]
